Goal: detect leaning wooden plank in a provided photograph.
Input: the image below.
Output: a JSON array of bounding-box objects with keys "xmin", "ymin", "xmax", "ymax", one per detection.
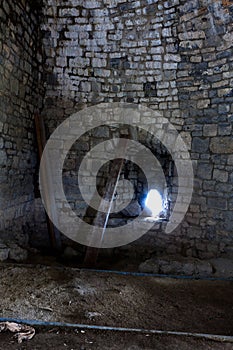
[
  {"xmin": 83, "ymin": 139, "xmax": 128, "ymax": 267},
  {"xmin": 34, "ymin": 113, "xmax": 61, "ymax": 251}
]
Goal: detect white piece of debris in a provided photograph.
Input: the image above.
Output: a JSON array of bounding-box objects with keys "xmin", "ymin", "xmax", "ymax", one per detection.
[
  {"xmin": 39, "ymin": 306, "xmax": 53, "ymax": 312},
  {"xmin": 85, "ymin": 311, "xmax": 102, "ymax": 319},
  {"xmin": 0, "ymin": 322, "xmax": 35, "ymax": 343}
]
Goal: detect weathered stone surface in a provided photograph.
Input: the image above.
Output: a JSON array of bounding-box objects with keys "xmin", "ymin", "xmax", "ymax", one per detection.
[
  {"xmin": 210, "ymin": 137, "xmax": 233, "ymax": 154},
  {"xmin": 192, "ymin": 138, "xmax": 209, "ymax": 153},
  {"xmin": 1, "ymin": 0, "xmax": 233, "ymax": 266},
  {"xmin": 207, "ymin": 198, "xmax": 227, "ymax": 210},
  {"xmin": 62, "ymin": 246, "xmax": 82, "ymax": 260},
  {"xmin": 37, "ymin": 0, "xmax": 233, "ymax": 264},
  {"xmin": 197, "ymin": 162, "xmax": 213, "ymax": 180},
  {"xmin": 213, "ymin": 169, "xmax": 228, "ymax": 182},
  {"xmin": 139, "ymin": 258, "xmax": 159, "ymax": 274},
  {"xmin": 8, "ymin": 244, "xmax": 28, "ymax": 262},
  {"xmin": 121, "ymin": 201, "xmax": 142, "ymax": 217},
  {"xmin": 203, "ymin": 124, "xmax": 217, "ymax": 137},
  {"xmin": 210, "ymin": 258, "xmax": 233, "ymax": 278},
  {"xmin": 0, "ymin": 243, "xmax": 9, "ymax": 262},
  {"xmin": 0, "ymin": 0, "xmax": 43, "ymax": 249},
  {"xmin": 139, "ymin": 256, "xmax": 213, "ymax": 277}
]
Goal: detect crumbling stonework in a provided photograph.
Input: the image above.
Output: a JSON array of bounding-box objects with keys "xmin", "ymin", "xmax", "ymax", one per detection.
[
  {"xmin": 0, "ymin": 0, "xmax": 232, "ymax": 263},
  {"xmin": 177, "ymin": 0, "xmax": 233, "ymax": 259},
  {"xmin": 0, "ymin": 0, "xmax": 44, "ymax": 247},
  {"xmin": 41, "ymin": 0, "xmax": 181, "ymax": 130},
  {"xmin": 38, "ymin": 0, "xmax": 233, "ymax": 260}
]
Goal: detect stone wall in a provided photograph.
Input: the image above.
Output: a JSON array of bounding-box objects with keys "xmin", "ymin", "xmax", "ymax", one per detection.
[
  {"xmin": 0, "ymin": 0, "xmax": 44, "ymax": 249},
  {"xmin": 177, "ymin": 0, "xmax": 233, "ymax": 258},
  {"xmin": 41, "ymin": 0, "xmax": 181, "ymax": 130},
  {"xmin": 38, "ymin": 0, "xmax": 233, "ymax": 259}
]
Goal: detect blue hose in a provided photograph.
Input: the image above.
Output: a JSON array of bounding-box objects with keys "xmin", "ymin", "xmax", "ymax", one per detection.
[
  {"xmin": 4, "ymin": 262, "xmax": 233, "ymax": 281},
  {"xmin": 0, "ymin": 317, "xmax": 233, "ymax": 343},
  {"xmin": 80, "ymin": 268, "xmax": 233, "ymax": 281},
  {"xmin": 0, "ymin": 266, "xmax": 232, "ymax": 342}
]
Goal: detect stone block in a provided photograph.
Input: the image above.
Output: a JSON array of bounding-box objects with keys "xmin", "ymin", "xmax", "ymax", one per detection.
[
  {"xmin": 207, "ymin": 198, "xmax": 227, "ymax": 210},
  {"xmin": 228, "ymin": 155, "xmax": 233, "ymax": 165},
  {"xmin": 83, "ymin": 1, "xmax": 100, "ymax": 9},
  {"xmin": 0, "ymin": 150, "xmax": 7, "ymax": 165},
  {"xmin": 138, "ymin": 258, "xmax": 159, "ymax": 274},
  {"xmin": 92, "ymin": 57, "xmax": 107, "ymax": 68},
  {"xmin": 218, "ymin": 123, "xmax": 232, "ymax": 136},
  {"xmin": 215, "ymin": 183, "xmax": 232, "ymax": 192},
  {"xmin": 59, "ymin": 8, "xmax": 80, "ymax": 17},
  {"xmin": 164, "ymin": 54, "xmax": 181, "ymax": 62},
  {"xmin": 8, "ymin": 244, "xmax": 28, "ymax": 262},
  {"xmin": 140, "ymin": 256, "xmax": 213, "ymax": 277},
  {"xmin": 121, "ymin": 200, "xmax": 142, "ymax": 217},
  {"xmin": 203, "ymin": 124, "xmax": 217, "ymax": 137},
  {"xmin": 192, "ymin": 137, "xmax": 209, "ymax": 153},
  {"xmin": 197, "ymin": 99, "xmax": 210, "ymax": 109},
  {"xmin": 179, "ymin": 40, "xmax": 203, "ymax": 50},
  {"xmin": 178, "ymin": 31, "xmax": 205, "ymax": 40},
  {"xmin": 56, "ymin": 57, "xmax": 67, "ymax": 67},
  {"xmin": 210, "ymin": 137, "xmax": 233, "ymax": 154},
  {"xmin": 162, "ymin": 27, "xmax": 172, "ymax": 37},
  {"xmin": 0, "ymin": 243, "xmax": 9, "ymax": 261},
  {"xmin": 213, "ymin": 169, "xmax": 228, "ymax": 182},
  {"xmin": 163, "ymin": 62, "xmax": 178, "ymax": 70},
  {"xmin": 146, "ymin": 61, "xmax": 162, "ymax": 69},
  {"xmin": 218, "ymin": 88, "xmax": 233, "ymax": 97},
  {"xmin": 93, "ymin": 126, "xmax": 109, "ymax": 138},
  {"xmin": 195, "ymin": 260, "xmax": 213, "ymax": 276},
  {"xmin": 197, "ymin": 162, "xmax": 213, "ymax": 180},
  {"xmin": 210, "ymin": 258, "xmax": 233, "ymax": 278}
]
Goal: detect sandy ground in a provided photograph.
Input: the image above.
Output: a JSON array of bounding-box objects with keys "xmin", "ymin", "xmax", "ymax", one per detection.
[
  {"xmin": 0, "ymin": 264, "xmax": 232, "ymax": 338},
  {"xmin": 0, "ymin": 263, "xmax": 232, "ymax": 349}
]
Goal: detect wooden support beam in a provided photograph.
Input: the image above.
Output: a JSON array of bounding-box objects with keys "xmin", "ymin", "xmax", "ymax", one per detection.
[
  {"xmin": 34, "ymin": 113, "xmax": 61, "ymax": 251},
  {"xmin": 83, "ymin": 139, "xmax": 128, "ymax": 267}
]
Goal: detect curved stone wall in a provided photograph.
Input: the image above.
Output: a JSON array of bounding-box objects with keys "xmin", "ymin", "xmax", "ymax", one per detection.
[
  {"xmin": 39, "ymin": 0, "xmax": 233, "ymax": 259},
  {"xmin": 0, "ymin": 0, "xmax": 44, "ymax": 248}
]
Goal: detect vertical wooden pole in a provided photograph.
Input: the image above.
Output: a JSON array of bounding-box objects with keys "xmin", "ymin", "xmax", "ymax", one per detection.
[
  {"xmin": 83, "ymin": 138, "xmax": 128, "ymax": 267},
  {"xmin": 34, "ymin": 113, "xmax": 61, "ymax": 251}
]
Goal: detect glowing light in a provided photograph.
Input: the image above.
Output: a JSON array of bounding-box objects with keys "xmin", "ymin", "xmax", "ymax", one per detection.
[{"xmin": 145, "ymin": 189, "xmax": 163, "ymax": 217}]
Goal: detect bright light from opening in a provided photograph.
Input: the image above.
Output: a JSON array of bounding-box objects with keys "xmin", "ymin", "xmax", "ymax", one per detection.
[{"xmin": 145, "ymin": 189, "xmax": 163, "ymax": 217}]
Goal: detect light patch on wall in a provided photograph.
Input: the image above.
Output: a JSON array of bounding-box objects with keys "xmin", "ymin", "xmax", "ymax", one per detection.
[{"xmin": 145, "ymin": 189, "xmax": 163, "ymax": 218}]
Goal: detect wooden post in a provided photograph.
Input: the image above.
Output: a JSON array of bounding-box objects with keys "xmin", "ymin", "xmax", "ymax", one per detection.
[
  {"xmin": 34, "ymin": 113, "xmax": 61, "ymax": 251},
  {"xmin": 83, "ymin": 138, "xmax": 129, "ymax": 267}
]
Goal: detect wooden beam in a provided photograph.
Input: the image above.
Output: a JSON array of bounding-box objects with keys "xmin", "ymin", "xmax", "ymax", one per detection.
[
  {"xmin": 83, "ymin": 139, "xmax": 128, "ymax": 267},
  {"xmin": 34, "ymin": 113, "xmax": 61, "ymax": 251},
  {"xmin": 83, "ymin": 157, "xmax": 125, "ymax": 267}
]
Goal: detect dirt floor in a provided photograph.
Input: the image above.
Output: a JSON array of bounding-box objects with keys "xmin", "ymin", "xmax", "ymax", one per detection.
[
  {"xmin": 0, "ymin": 327, "xmax": 233, "ymax": 350},
  {"xmin": 0, "ymin": 263, "xmax": 232, "ymax": 349}
]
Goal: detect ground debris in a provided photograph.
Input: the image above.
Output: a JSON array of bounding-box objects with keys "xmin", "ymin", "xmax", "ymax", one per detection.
[
  {"xmin": 0, "ymin": 321, "xmax": 35, "ymax": 343},
  {"xmin": 85, "ymin": 311, "xmax": 102, "ymax": 320}
]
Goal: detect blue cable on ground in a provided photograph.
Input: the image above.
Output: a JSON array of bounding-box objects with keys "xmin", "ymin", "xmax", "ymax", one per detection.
[
  {"xmin": 80, "ymin": 268, "xmax": 233, "ymax": 282},
  {"xmin": 0, "ymin": 317, "xmax": 233, "ymax": 343},
  {"xmin": 0, "ymin": 265, "xmax": 233, "ymax": 343}
]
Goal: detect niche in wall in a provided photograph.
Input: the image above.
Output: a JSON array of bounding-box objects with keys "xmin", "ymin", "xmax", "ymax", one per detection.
[{"xmin": 62, "ymin": 124, "xmax": 176, "ymax": 233}]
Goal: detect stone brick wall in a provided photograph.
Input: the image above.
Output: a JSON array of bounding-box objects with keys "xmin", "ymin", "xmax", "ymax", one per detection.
[
  {"xmin": 0, "ymin": 0, "xmax": 44, "ymax": 246},
  {"xmin": 38, "ymin": 0, "xmax": 233, "ymax": 259},
  {"xmin": 41, "ymin": 0, "xmax": 182, "ymax": 130},
  {"xmin": 177, "ymin": 0, "xmax": 233, "ymax": 258}
]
